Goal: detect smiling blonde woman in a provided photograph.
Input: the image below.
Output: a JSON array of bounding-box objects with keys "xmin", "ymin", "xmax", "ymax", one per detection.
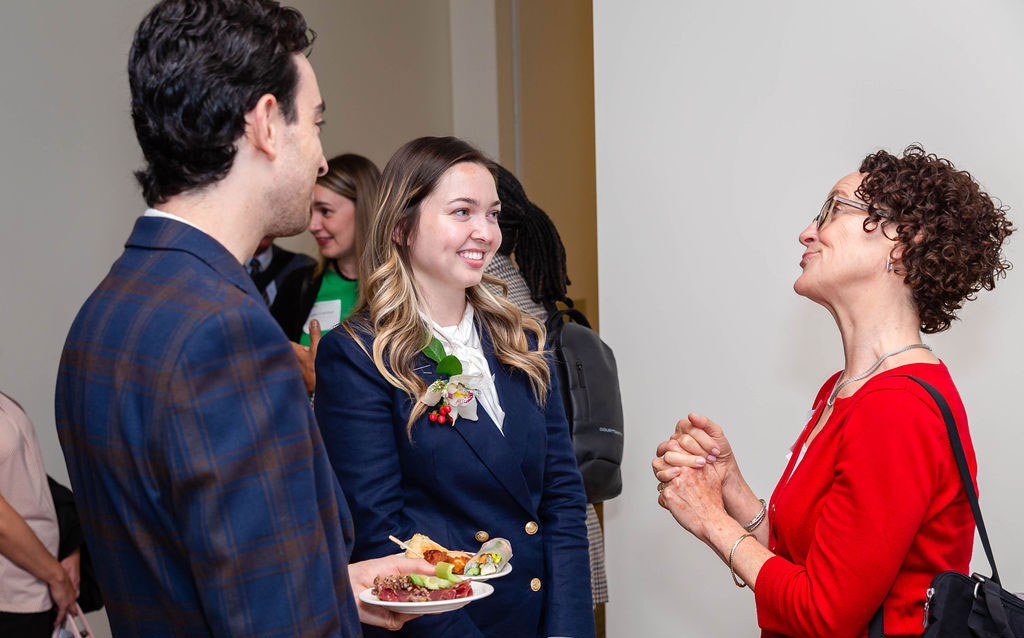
[{"xmin": 314, "ymin": 136, "xmax": 595, "ymax": 638}]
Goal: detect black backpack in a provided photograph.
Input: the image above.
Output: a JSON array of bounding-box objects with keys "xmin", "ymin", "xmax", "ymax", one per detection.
[{"xmin": 545, "ymin": 302, "xmax": 624, "ymax": 503}]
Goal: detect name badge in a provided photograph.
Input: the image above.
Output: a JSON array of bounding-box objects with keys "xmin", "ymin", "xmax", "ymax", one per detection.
[{"xmin": 303, "ymin": 299, "xmax": 342, "ymax": 335}]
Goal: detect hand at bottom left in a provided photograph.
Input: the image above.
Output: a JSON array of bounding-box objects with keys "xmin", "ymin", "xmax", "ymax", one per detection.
[{"xmin": 349, "ymin": 554, "xmax": 435, "ymax": 629}]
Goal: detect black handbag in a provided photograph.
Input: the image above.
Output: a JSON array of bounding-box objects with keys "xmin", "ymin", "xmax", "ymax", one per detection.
[
  {"xmin": 869, "ymin": 375, "xmax": 1023, "ymax": 637},
  {"xmin": 47, "ymin": 477, "xmax": 104, "ymax": 613}
]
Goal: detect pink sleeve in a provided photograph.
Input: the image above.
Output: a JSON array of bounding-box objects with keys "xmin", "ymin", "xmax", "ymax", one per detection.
[{"xmin": 754, "ymin": 389, "xmax": 947, "ymax": 637}]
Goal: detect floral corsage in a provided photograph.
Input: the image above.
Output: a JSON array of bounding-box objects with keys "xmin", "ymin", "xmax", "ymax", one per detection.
[{"xmin": 420, "ymin": 336, "xmax": 481, "ymax": 425}]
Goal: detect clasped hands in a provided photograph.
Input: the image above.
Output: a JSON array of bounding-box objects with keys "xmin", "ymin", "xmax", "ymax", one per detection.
[{"xmin": 652, "ymin": 413, "xmax": 736, "ymax": 546}]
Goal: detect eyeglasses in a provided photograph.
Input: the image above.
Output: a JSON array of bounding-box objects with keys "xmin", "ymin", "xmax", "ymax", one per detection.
[{"xmin": 814, "ymin": 195, "xmax": 889, "ymax": 230}]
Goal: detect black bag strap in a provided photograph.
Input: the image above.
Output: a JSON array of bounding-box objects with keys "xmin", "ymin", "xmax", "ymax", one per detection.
[
  {"xmin": 869, "ymin": 606, "xmax": 883, "ymax": 638},
  {"xmin": 544, "ymin": 295, "xmax": 589, "ymax": 328},
  {"xmin": 543, "ymin": 299, "xmax": 591, "ymax": 332},
  {"xmin": 548, "ymin": 308, "xmax": 591, "ymax": 329},
  {"xmin": 898, "ymin": 375, "xmax": 1001, "ymax": 583},
  {"xmin": 870, "ymin": 374, "xmax": 1000, "ymax": 638}
]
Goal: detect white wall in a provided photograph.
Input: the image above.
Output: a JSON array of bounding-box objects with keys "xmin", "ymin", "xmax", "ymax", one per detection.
[{"xmin": 594, "ymin": 1, "xmax": 1024, "ymax": 635}]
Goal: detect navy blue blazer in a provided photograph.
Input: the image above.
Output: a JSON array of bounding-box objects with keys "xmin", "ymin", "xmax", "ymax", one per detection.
[
  {"xmin": 315, "ymin": 320, "xmax": 595, "ymax": 638},
  {"xmin": 56, "ymin": 217, "xmax": 361, "ymax": 637}
]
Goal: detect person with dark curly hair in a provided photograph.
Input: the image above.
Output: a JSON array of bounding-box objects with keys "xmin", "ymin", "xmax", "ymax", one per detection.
[
  {"xmin": 54, "ymin": 1, "xmax": 429, "ymax": 636},
  {"xmin": 483, "ymin": 164, "xmax": 611, "ymax": 612},
  {"xmin": 651, "ymin": 145, "xmax": 1013, "ymax": 637}
]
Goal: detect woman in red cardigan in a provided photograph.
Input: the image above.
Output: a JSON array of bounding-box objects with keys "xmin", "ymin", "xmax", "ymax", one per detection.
[{"xmin": 651, "ymin": 145, "xmax": 1013, "ymax": 637}]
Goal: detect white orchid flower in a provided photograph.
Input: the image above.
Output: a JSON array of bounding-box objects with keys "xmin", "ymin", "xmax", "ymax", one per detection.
[
  {"xmin": 443, "ymin": 381, "xmax": 478, "ymax": 424},
  {"xmin": 418, "ymin": 375, "xmax": 481, "ymax": 425},
  {"xmin": 420, "ymin": 379, "xmax": 445, "ymax": 406}
]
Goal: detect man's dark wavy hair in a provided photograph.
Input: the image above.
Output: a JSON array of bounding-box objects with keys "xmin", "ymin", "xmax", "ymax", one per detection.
[{"xmin": 129, "ymin": 0, "xmax": 315, "ymax": 206}]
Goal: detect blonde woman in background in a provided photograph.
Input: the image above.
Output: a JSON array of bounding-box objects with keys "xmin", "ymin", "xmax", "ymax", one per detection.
[
  {"xmin": 274, "ymin": 153, "xmax": 380, "ymax": 392},
  {"xmin": 314, "ymin": 136, "xmax": 595, "ymax": 638}
]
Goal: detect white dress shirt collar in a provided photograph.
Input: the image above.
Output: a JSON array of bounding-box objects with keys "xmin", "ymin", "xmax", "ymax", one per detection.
[{"xmin": 143, "ymin": 207, "xmax": 200, "ymax": 230}]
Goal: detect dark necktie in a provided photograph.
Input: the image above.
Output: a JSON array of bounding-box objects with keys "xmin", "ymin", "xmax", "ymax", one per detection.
[{"xmin": 247, "ymin": 260, "xmax": 271, "ymax": 305}]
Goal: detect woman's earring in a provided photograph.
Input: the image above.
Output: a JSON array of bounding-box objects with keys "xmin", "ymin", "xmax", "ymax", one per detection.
[{"xmin": 885, "ymin": 257, "xmax": 894, "ymax": 273}]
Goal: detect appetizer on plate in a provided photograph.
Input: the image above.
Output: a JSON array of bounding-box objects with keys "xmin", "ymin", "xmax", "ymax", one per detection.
[
  {"xmin": 397, "ymin": 533, "xmax": 445, "ymax": 557},
  {"xmin": 423, "ymin": 549, "xmax": 472, "ymax": 574},
  {"xmin": 390, "ymin": 533, "xmax": 514, "ymax": 577},
  {"xmin": 372, "ymin": 562, "xmax": 472, "ymax": 602},
  {"xmin": 390, "ymin": 533, "xmax": 482, "ymax": 575},
  {"xmin": 462, "ymin": 538, "xmax": 513, "ymax": 577}
]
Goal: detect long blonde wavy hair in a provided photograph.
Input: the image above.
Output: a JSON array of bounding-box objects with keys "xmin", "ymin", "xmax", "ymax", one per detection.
[{"xmin": 343, "ymin": 136, "xmax": 550, "ymax": 435}]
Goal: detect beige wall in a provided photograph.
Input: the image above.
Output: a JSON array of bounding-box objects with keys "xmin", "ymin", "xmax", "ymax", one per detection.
[
  {"xmin": 1, "ymin": 5, "xmax": 153, "ymax": 634},
  {"xmin": 496, "ymin": 0, "xmax": 599, "ymax": 326},
  {"xmin": 277, "ymin": 0, "xmax": 455, "ymax": 256},
  {"xmin": 0, "ymin": 1, "xmax": 152, "ymax": 478},
  {"xmin": 449, "ymin": 0, "xmax": 501, "ymax": 160},
  {"xmin": 495, "ymin": 0, "xmax": 517, "ymax": 171}
]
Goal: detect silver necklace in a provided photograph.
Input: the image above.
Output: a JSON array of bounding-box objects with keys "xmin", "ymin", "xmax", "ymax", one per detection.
[{"xmin": 827, "ymin": 343, "xmax": 932, "ymax": 406}]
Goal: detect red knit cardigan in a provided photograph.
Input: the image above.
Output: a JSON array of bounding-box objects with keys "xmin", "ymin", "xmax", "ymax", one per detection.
[{"xmin": 755, "ymin": 363, "xmax": 976, "ymax": 638}]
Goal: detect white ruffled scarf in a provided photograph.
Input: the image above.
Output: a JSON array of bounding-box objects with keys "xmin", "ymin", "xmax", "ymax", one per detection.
[{"xmin": 423, "ymin": 304, "xmax": 505, "ymax": 433}]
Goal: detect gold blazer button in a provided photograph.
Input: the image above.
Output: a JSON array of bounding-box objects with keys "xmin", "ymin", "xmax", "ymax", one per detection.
[
  {"xmin": 475, "ymin": 530, "xmax": 489, "ymax": 543},
  {"xmin": 525, "ymin": 521, "xmax": 539, "ymax": 535},
  {"xmin": 530, "ymin": 578, "xmax": 542, "ymax": 591}
]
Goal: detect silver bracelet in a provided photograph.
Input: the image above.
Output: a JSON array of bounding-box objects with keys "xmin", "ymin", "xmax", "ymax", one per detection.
[
  {"xmin": 743, "ymin": 498, "xmax": 767, "ymax": 532},
  {"xmin": 729, "ymin": 532, "xmax": 755, "ymax": 588}
]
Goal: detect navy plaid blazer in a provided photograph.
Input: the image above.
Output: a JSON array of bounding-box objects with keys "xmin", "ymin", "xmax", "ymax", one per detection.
[{"xmin": 56, "ymin": 217, "xmax": 362, "ymax": 637}]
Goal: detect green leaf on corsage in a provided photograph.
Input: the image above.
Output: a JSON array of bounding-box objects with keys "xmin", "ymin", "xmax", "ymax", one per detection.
[
  {"xmin": 423, "ymin": 336, "xmax": 447, "ymax": 364},
  {"xmin": 436, "ymin": 354, "xmax": 464, "ymax": 376}
]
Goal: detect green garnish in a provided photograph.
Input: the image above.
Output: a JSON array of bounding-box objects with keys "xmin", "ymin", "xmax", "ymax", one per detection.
[
  {"xmin": 436, "ymin": 561, "xmax": 460, "ymax": 584},
  {"xmin": 407, "ymin": 562, "xmax": 462, "ymax": 590}
]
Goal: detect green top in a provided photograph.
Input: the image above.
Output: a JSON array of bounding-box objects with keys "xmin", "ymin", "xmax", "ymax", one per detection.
[{"xmin": 300, "ymin": 268, "xmax": 358, "ymax": 346}]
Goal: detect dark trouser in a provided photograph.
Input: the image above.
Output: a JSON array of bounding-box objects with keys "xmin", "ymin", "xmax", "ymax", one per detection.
[{"xmin": 0, "ymin": 607, "xmax": 58, "ymax": 638}]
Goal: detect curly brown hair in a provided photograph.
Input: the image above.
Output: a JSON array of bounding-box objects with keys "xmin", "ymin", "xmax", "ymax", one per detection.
[{"xmin": 855, "ymin": 145, "xmax": 1013, "ymax": 333}]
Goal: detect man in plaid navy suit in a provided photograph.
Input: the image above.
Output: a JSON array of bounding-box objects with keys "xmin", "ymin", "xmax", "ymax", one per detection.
[{"xmin": 54, "ymin": 1, "xmax": 427, "ymax": 636}]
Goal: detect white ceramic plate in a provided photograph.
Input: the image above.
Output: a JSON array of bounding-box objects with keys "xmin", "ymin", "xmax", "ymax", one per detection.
[
  {"xmin": 462, "ymin": 562, "xmax": 512, "ymax": 581},
  {"xmin": 358, "ymin": 581, "xmax": 494, "ymax": 615}
]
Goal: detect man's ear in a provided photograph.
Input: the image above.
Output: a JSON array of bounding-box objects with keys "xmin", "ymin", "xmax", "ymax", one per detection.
[{"xmin": 243, "ymin": 93, "xmax": 280, "ymax": 161}]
